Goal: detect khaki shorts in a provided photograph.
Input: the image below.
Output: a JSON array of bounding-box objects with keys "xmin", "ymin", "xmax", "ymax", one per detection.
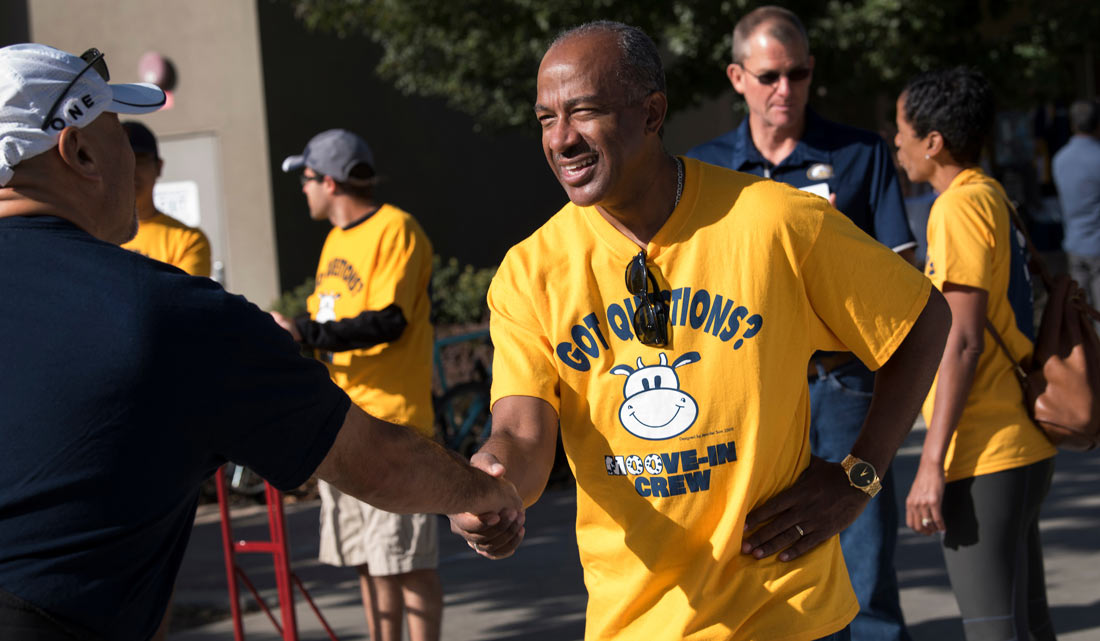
[{"xmin": 317, "ymin": 480, "xmax": 439, "ymax": 575}]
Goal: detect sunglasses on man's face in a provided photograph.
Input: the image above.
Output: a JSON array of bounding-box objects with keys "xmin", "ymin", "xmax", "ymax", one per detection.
[
  {"xmin": 625, "ymin": 251, "xmax": 670, "ymax": 347},
  {"xmin": 40, "ymin": 48, "xmax": 110, "ymax": 132},
  {"xmin": 739, "ymin": 64, "xmax": 811, "ymax": 86},
  {"xmin": 299, "ymin": 173, "xmax": 325, "ymax": 186}
]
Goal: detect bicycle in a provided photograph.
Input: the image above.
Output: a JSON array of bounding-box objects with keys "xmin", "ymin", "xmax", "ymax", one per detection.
[
  {"xmin": 223, "ymin": 462, "xmax": 267, "ymax": 497},
  {"xmin": 432, "ymin": 329, "xmax": 493, "ymax": 458},
  {"xmin": 199, "ymin": 463, "xmax": 268, "ymax": 504}
]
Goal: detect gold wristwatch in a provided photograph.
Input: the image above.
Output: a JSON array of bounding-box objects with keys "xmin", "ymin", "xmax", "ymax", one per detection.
[{"xmin": 841, "ymin": 454, "xmax": 881, "ymax": 498}]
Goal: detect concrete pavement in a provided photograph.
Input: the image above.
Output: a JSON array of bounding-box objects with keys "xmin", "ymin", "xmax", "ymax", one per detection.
[{"xmin": 169, "ymin": 424, "xmax": 1100, "ymax": 640}]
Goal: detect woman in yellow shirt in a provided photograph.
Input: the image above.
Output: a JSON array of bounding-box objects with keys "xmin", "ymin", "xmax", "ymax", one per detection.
[{"xmin": 894, "ymin": 68, "xmax": 1058, "ymax": 641}]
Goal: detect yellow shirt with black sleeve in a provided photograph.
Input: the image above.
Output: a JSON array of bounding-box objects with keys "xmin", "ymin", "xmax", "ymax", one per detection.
[
  {"xmin": 921, "ymin": 168, "xmax": 1056, "ymax": 482},
  {"xmin": 488, "ymin": 158, "xmax": 932, "ymax": 641},
  {"xmin": 121, "ymin": 212, "xmax": 212, "ymax": 277},
  {"xmin": 305, "ymin": 204, "xmax": 434, "ymax": 436}
]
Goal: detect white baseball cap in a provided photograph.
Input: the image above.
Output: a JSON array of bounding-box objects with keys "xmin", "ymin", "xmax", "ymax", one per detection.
[{"xmin": 0, "ymin": 43, "xmax": 166, "ymax": 186}]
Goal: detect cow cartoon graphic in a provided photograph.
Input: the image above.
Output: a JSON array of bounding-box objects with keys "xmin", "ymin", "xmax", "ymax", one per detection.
[
  {"xmin": 610, "ymin": 352, "xmax": 701, "ymax": 440},
  {"xmin": 316, "ymin": 292, "xmax": 341, "ymax": 323}
]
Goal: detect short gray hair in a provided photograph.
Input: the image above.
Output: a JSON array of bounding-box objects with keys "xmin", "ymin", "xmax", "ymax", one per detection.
[
  {"xmin": 550, "ymin": 21, "xmax": 665, "ymax": 104},
  {"xmin": 731, "ymin": 6, "xmax": 809, "ymax": 63},
  {"xmin": 1069, "ymin": 99, "xmax": 1100, "ymax": 135}
]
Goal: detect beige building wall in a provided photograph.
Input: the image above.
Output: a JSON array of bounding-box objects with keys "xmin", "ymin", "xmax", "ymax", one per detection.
[{"xmin": 28, "ymin": 0, "xmax": 279, "ymax": 305}]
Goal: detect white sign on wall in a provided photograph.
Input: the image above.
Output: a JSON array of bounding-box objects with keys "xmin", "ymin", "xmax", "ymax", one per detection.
[{"xmin": 153, "ymin": 180, "xmax": 201, "ymax": 228}]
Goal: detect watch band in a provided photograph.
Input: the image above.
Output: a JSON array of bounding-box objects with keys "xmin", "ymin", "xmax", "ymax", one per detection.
[{"xmin": 841, "ymin": 454, "xmax": 882, "ymax": 497}]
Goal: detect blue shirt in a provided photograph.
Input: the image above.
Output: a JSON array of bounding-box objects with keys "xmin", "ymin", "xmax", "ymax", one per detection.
[
  {"xmin": 1052, "ymin": 135, "xmax": 1100, "ymax": 257},
  {"xmin": 686, "ymin": 109, "xmax": 915, "ymax": 252},
  {"xmin": 0, "ymin": 216, "xmax": 350, "ymax": 640}
]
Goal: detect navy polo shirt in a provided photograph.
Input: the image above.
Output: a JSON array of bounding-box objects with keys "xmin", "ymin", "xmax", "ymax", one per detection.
[
  {"xmin": 0, "ymin": 216, "xmax": 350, "ymax": 640},
  {"xmin": 686, "ymin": 109, "xmax": 915, "ymax": 252}
]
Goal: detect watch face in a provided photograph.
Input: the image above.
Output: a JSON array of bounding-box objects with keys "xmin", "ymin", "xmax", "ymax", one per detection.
[{"xmin": 849, "ymin": 462, "xmax": 876, "ymax": 488}]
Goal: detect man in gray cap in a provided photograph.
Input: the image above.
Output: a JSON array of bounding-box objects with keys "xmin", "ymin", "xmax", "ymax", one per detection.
[
  {"xmin": 0, "ymin": 45, "xmax": 522, "ymax": 641},
  {"xmin": 273, "ymin": 129, "xmax": 443, "ymax": 641}
]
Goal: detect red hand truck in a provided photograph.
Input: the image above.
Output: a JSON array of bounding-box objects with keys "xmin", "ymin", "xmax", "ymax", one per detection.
[{"xmin": 214, "ymin": 466, "xmax": 341, "ymax": 641}]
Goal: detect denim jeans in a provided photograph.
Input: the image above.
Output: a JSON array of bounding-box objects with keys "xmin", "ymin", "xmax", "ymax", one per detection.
[
  {"xmin": 1067, "ymin": 252, "xmax": 1100, "ymax": 312},
  {"xmin": 815, "ymin": 627, "xmax": 852, "ymax": 641},
  {"xmin": 809, "ymin": 359, "xmax": 911, "ymax": 641}
]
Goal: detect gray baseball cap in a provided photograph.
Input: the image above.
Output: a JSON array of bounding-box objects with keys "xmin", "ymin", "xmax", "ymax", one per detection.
[{"xmin": 281, "ymin": 129, "xmax": 375, "ymax": 183}]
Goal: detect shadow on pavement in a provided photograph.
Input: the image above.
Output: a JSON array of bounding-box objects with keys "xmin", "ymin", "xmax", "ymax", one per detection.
[
  {"xmin": 173, "ymin": 426, "xmax": 1096, "ymax": 640},
  {"xmin": 1051, "ymin": 599, "xmax": 1100, "ymax": 636},
  {"xmin": 908, "ymin": 616, "xmax": 964, "ymax": 640},
  {"xmin": 171, "ymin": 487, "xmax": 588, "ymax": 640}
]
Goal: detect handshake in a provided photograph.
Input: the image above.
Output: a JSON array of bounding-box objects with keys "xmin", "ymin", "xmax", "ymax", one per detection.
[{"xmin": 449, "ymin": 452, "xmax": 527, "ymax": 559}]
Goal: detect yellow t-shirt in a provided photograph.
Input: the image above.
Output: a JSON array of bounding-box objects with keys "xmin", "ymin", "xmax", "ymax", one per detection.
[
  {"xmin": 306, "ymin": 204, "xmax": 434, "ymax": 436},
  {"xmin": 489, "ymin": 158, "xmax": 931, "ymax": 641},
  {"xmin": 922, "ymin": 168, "xmax": 1056, "ymax": 481},
  {"xmin": 122, "ymin": 212, "xmax": 211, "ymax": 277}
]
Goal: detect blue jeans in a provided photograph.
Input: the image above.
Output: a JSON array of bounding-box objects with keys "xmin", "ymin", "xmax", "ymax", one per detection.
[
  {"xmin": 1067, "ymin": 252, "xmax": 1100, "ymax": 312},
  {"xmin": 816, "ymin": 627, "xmax": 852, "ymax": 641},
  {"xmin": 809, "ymin": 359, "xmax": 911, "ymax": 641}
]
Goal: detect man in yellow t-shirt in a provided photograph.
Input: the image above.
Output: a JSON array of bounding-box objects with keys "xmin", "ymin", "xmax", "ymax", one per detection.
[
  {"xmin": 271, "ymin": 130, "xmax": 440, "ymax": 641},
  {"xmin": 448, "ymin": 22, "xmax": 951, "ymax": 641},
  {"xmin": 119, "ymin": 122, "xmax": 211, "ymax": 277}
]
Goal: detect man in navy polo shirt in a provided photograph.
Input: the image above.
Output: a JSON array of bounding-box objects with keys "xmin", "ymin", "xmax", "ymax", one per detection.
[{"xmin": 686, "ymin": 7, "xmax": 916, "ymax": 641}]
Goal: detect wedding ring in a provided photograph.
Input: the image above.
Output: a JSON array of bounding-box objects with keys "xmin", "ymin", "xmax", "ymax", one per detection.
[
  {"xmin": 921, "ymin": 518, "xmax": 932, "ymax": 527},
  {"xmin": 794, "ymin": 524, "xmax": 805, "ymax": 537}
]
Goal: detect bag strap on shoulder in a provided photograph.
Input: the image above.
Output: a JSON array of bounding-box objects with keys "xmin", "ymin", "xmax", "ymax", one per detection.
[
  {"xmin": 1000, "ymin": 195, "xmax": 1056, "ymax": 291},
  {"xmin": 984, "ymin": 317, "xmax": 1028, "ymax": 385}
]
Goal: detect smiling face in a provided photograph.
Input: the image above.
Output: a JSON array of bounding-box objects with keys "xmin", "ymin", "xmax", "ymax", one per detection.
[
  {"xmin": 534, "ymin": 32, "xmax": 654, "ymax": 209},
  {"xmin": 728, "ymin": 25, "xmax": 813, "ymax": 134},
  {"xmin": 894, "ymin": 92, "xmax": 934, "ymax": 184},
  {"xmin": 616, "ymin": 365, "xmax": 699, "ymax": 440}
]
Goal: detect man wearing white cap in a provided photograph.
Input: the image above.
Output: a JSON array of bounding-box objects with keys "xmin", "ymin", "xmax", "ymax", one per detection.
[
  {"xmin": 272, "ymin": 130, "xmax": 442, "ymax": 641},
  {"xmin": 0, "ymin": 45, "xmax": 522, "ymax": 641}
]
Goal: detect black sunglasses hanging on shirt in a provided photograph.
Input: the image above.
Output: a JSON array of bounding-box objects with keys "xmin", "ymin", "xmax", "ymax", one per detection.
[{"xmin": 625, "ymin": 250, "xmax": 670, "ymax": 347}]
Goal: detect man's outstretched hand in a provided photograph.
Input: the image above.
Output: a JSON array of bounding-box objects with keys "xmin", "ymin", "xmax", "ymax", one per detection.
[
  {"xmin": 449, "ymin": 452, "xmax": 526, "ymax": 559},
  {"xmin": 742, "ymin": 456, "xmax": 869, "ymax": 562}
]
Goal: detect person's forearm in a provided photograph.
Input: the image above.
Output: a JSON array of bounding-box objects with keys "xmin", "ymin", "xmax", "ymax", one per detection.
[
  {"xmin": 316, "ymin": 407, "xmax": 508, "ymax": 516},
  {"xmin": 294, "ymin": 304, "xmax": 407, "ymax": 352},
  {"xmin": 476, "ymin": 395, "xmax": 560, "ymax": 507},
  {"xmin": 479, "ymin": 430, "xmax": 557, "ymax": 507},
  {"xmin": 921, "ymin": 333, "xmax": 982, "ymax": 468},
  {"xmin": 851, "ymin": 288, "xmax": 951, "ymax": 473}
]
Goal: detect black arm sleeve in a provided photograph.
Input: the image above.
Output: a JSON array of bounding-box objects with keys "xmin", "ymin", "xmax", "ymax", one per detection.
[{"xmin": 294, "ymin": 303, "xmax": 408, "ymax": 352}]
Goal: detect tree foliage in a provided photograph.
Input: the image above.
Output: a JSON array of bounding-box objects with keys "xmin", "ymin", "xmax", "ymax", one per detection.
[
  {"xmin": 430, "ymin": 255, "xmax": 495, "ymax": 325},
  {"xmin": 284, "ymin": 0, "xmax": 1100, "ymax": 131},
  {"xmin": 269, "ymin": 257, "xmax": 495, "ymax": 326}
]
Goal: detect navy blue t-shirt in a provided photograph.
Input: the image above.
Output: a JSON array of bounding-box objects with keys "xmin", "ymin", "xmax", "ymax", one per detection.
[
  {"xmin": 0, "ymin": 216, "xmax": 350, "ymax": 640},
  {"xmin": 686, "ymin": 109, "xmax": 915, "ymax": 251}
]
